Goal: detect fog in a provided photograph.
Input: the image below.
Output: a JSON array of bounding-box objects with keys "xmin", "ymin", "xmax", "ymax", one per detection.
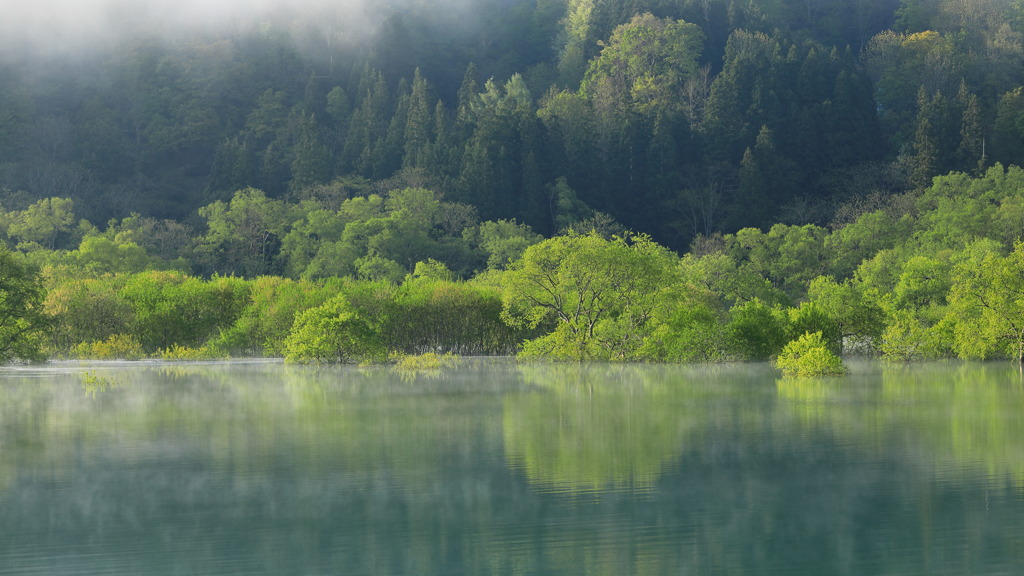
[{"xmin": 0, "ymin": 0, "xmax": 480, "ymax": 62}]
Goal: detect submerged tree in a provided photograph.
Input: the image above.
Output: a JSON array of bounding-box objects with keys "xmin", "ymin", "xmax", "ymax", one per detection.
[
  {"xmin": 946, "ymin": 239, "xmax": 1024, "ymax": 362},
  {"xmin": 501, "ymin": 231, "xmax": 679, "ymax": 361},
  {"xmin": 284, "ymin": 293, "xmax": 386, "ymax": 364},
  {"xmin": 775, "ymin": 331, "xmax": 847, "ymax": 376}
]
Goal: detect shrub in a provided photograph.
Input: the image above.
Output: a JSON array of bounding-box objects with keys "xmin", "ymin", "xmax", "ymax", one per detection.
[
  {"xmin": 120, "ymin": 271, "xmax": 250, "ymax": 352},
  {"xmin": 45, "ymin": 275, "xmax": 133, "ymax": 355},
  {"xmin": 775, "ymin": 331, "xmax": 847, "ymax": 376},
  {"xmin": 642, "ymin": 303, "xmax": 733, "ymax": 362},
  {"xmin": 388, "ymin": 278, "xmax": 521, "ymax": 355},
  {"xmin": 392, "ymin": 352, "xmax": 460, "ymax": 370},
  {"xmin": 71, "ymin": 334, "xmax": 145, "ymax": 360},
  {"xmin": 158, "ymin": 344, "xmax": 227, "ymax": 361},
  {"xmin": 211, "ymin": 276, "xmax": 341, "ymax": 356},
  {"xmin": 727, "ymin": 298, "xmax": 790, "ymax": 361},
  {"xmin": 284, "ymin": 294, "xmax": 386, "ymax": 364}
]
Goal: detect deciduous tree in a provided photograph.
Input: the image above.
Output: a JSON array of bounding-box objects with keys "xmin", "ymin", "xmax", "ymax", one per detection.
[{"xmin": 501, "ymin": 231, "xmax": 678, "ymax": 361}]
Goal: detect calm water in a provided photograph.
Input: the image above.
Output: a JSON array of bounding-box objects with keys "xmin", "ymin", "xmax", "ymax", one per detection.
[{"xmin": 0, "ymin": 359, "xmax": 1023, "ymax": 575}]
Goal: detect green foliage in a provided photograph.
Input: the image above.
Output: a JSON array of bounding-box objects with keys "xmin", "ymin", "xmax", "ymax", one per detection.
[
  {"xmin": 71, "ymin": 334, "xmax": 145, "ymax": 360},
  {"xmin": 210, "ymin": 276, "xmax": 340, "ymax": 356},
  {"xmin": 355, "ymin": 256, "xmax": 406, "ymax": 283},
  {"xmin": 8, "ymin": 2, "xmax": 1024, "ymax": 366},
  {"xmin": 391, "ymin": 352, "xmax": 459, "ymax": 371},
  {"xmin": 0, "ymin": 247, "xmax": 51, "ymax": 363},
  {"xmin": 642, "ymin": 302, "xmax": 733, "ymax": 363},
  {"xmin": 158, "ymin": 344, "xmax": 228, "ymax": 361},
  {"xmin": 726, "ymin": 298, "xmax": 790, "ymax": 361},
  {"xmin": 994, "ymin": 87, "xmax": 1024, "ymax": 165},
  {"xmin": 44, "ymin": 275, "xmax": 133, "ymax": 354},
  {"xmin": 502, "ymin": 231, "xmax": 679, "ymax": 361},
  {"xmin": 806, "ymin": 275, "xmax": 886, "ymax": 352},
  {"xmin": 283, "ymin": 294, "xmax": 386, "ymax": 364},
  {"xmin": 546, "ymin": 177, "xmax": 594, "ymax": 234},
  {"xmin": 678, "ymin": 251, "xmax": 785, "ymax": 306},
  {"xmin": 945, "ymin": 239, "xmax": 1024, "ymax": 361},
  {"xmin": 879, "ymin": 308, "xmax": 947, "ymax": 361},
  {"xmin": 775, "ymin": 331, "xmax": 847, "ymax": 376},
  {"xmin": 411, "ymin": 259, "xmax": 454, "ymax": 282},
  {"xmin": 281, "ymin": 188, "xmax": 483, "ymax": 280},
  {"xmin": 195, "ymin": 188, "xmax": 293, "ymax": 277},
  {"xmin": 892, "ymin": 255, "xmax": 950, "ymax": 310},
  {"xmin": 581, "ymin": 13, "xmax": 704, "ymax": 116},
  {"xmin": 470, "ymin": 219, "xmax": 543, "ymax": 271},
  {"xmin": 0, "ymin": 0, "xmax": 1012, "ymax": 258},
  {"xmin": 119, "ymin": 271, "xmax": 250, "ymax": 352},
  {"xmin": 80, "ymin": 371, "xmax": 121, "ymax": 396},
  {"xmin": 726, "ymin": 224, "xmax": 829, "ymax": 301},
  {"xmin": 826, "ymin": 208, "xmax": 913, "ymax": 278},
  {"xmin": 72, "ymin": 235, "xmax": 153, "ymax": 274},
  {"xmin": 385, "ymin": 277, "xmax": 524, "ymax": 355},
  {"xmin": 787, "ymin": 302, "xmax": 841, "ymax": 354},
  {"xmin": 6, "ymin": 198, "xmax": 77, "ymax": 250}
]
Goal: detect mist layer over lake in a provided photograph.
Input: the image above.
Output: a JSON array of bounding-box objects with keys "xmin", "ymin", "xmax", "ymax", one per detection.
[{"xmin": 0, "ymin": 359, "xmax": 1022, "ymax": 575}]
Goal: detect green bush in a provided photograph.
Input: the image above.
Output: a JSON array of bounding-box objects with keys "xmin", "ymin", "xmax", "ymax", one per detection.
[
  {"xmin": 45, "ymin": 275, "xmax": 132, "ymax": 355},
  {"xmin": 120, "ymin": 271, "xmax": 250, "ymax": 352},
  {"xmin": 775, "ymin": 331, "xmax": 847, "ymax": 376},
  {"xmin": 284, "ymin": 294, "xmax": 386, "ymax": 364},
  {"xmin": 388, "ymin": 277, "xmax": 522, "ymax": 355},
  {"xmin": 158, "ymin": 343, "xmax": 228, "ymax": 361},
  {"xmin": 210, "ymin": 276, "xmax": 341, "ymax": 356},
  {"xmin": 727, "ymin": 298, "xmax": 790, "ymax": 361},
  {"xmin": 391, "ymin": 352, "xmax": 460, "ymax": 370},
  {"xmin": 642, "ymin": 303, "xmax": 733, "ymax": 362},
  {"xmin": 71, "ymin": 334, "xmax": 145, "ymax": 360}
]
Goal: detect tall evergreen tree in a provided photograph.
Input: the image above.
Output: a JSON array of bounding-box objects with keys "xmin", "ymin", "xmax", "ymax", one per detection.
[{"xmin": 403, "ymin": 69, "xmax": 433, "ymax": 170}]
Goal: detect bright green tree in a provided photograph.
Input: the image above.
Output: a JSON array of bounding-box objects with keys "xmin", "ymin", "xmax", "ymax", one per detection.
[
  {"xmin": 726, "ymin": 297, "xmax": 790, "ymax": 361},
  {"xmin": 775, "ymin": 331, "xmax": 847, "ymax": 376},
  {"xmin": 44, "ymin": 275, "xmax": 132, "ymax": 355},
  {"xmin": 196, "ymin": 188, "xmax": 294, "ymax": 277},
  {"xmin": 284, "ymin": 293, "xmax": 385, "ymax": 364},
  {"xmin": 806, "ymin": 275, "xmax": 886, "ymax": 353},
  {"xmin": 501, "ymin": 231, "xmax": 678, "ymax": 361},
  {"xmin": 211, "ymin": 276, "xmax": 340, "ymax": 356},
  {"xmin": 6, "ymin": 197, "xmax": 76, "ymax": 250},
  {"xmin": 643, "ymin": 302, "xmax": 733, "ymax": 362},
  {"xmin": 946, "ymin": 239, "xmax": 1024, "ymax": 361},
  {"xmin": 471, "ymin": 219, "xmax": 543, "ymax": 270},
  {"xmin": 119, "ymin": 271, "xmax": 250, "ymax": 352},
  {"xmin": 580, "ymin": 13, "xmax": 704, "ymax": 117}
]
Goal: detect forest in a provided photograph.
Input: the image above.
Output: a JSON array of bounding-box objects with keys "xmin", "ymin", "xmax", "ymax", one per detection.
[{"xmin": 2, "ymin": 0, "xmax": 1024, "ymax": 366}]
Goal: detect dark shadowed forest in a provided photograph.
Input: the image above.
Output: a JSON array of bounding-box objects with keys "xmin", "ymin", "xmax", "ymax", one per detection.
[{"xmin": 6, "ymin": 0, "xmax": 1020, "ymax": 247}]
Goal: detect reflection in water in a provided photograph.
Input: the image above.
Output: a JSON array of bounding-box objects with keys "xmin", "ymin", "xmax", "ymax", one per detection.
[
  {"xmin": 776, "ymin": 360, "xmax": 1024, "ymax": 488},
  {"xmin": 503, "ymin": 364, "xmax": 695, "ymax": 494},
  {"xmin": 0, "ymin": 360, "xmax": 1022, "ymax": 575}
]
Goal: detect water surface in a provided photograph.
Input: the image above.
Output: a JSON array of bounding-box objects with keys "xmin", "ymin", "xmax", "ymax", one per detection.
[{"xmin": 1, "ymin": 359, "xmax": 1022, "ymax": 575}]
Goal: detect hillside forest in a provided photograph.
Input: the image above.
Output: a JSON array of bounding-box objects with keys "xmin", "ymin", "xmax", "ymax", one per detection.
[{"xmin": 3, "ymin": 0, "xmax": 1024, "ymax": 365}]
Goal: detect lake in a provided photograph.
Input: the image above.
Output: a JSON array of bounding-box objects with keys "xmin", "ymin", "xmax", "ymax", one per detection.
[{"xmin": 0, "ymin": 359, "xmax": 1022, "ymax": 575}]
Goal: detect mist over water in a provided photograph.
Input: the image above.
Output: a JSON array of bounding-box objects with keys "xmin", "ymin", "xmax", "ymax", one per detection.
[{"xmin": 2, "ymin": 360, "xmax": 1024, "ymax": 575}]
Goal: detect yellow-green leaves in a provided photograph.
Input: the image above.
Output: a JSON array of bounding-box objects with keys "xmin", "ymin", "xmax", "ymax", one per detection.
[
  {"xmin": 581, "ymin": 14, "xmax": 703, "ymax": 117},
  {"xmin": 501, "ymin": 231, "xmax": 679, "ymax": 361},
  {"xmin": 946, "ymin": 239, "xmax": 1024, "ymax": 361},
  {"xmin": 775, "ymin": 331, "xmax": 847, "ymax": 377}
]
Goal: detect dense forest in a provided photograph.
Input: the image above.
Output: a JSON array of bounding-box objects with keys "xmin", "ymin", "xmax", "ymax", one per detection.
[
  {"xmin": 6, "ymin": 0, "xmax": 1023, "ymax": 245},
  {"xmin": 2, "ymin": 0, "xmax": 1024, "ymax": 365}
]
